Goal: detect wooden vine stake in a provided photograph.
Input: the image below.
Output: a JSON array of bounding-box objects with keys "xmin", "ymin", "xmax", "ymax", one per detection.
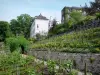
[{"xmin": 84, "ymin": 62, "xmax": 87, "ymax": 75}]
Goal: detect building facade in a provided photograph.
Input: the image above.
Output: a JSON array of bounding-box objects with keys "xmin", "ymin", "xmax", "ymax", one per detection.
[
  {"xmin": 30, "ymin": 14, "xmax": 50, "ymax": 38},
  {"xmin": 61, "ymin": 6, "xmax": 85, "ymax": 23}
]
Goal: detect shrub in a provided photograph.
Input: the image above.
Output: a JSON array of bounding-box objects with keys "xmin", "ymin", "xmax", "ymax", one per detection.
[
  {"xmin": 5, "ymin": 36, "xmax": 29, "ymax": 53},
  {"xmin": 89, "ymin": 57, "xmax": 95, "ymax": 63},
  {"xmin": 47, "ymin": 60, "xmax": 56, "ymax": 74},
  {"xmin": 95, "ymin": 13, "xmax": 100, "ymax": 19},
  {"xmin": 0, "ymin": 21, "xmax": 10, "ymax": 41},
  {"xmin": 28, "ymin": 38, "xmax": 37, "ymax": 43},
  {"xmin": 68, "ymin": 69, "xmax": 78, "ymax": 75},
  {"xmin": 62, "ymin": 60, "xmax": 73, "ymax": 71},
  {"xmin": 5, "ymin": 37, "xmax": 19, "ymax": 52},
  {"xmin": 0, "ymin": 51, "xmax": 36, "ymax": 75},
  {"xmin": 17, "ymin": 36, "xmax": 29, "ymax": 53},
  {"xmin": 85, "ymin": 15, "xmax": 95, "ymax": 21}
]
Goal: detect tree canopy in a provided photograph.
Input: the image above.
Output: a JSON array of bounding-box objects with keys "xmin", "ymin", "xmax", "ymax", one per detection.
[
  {"xmin": 48, "ymin": 11, "xmax": 86, "ymax": 35},
  {"xmin": 0, "ymin": 21, "xmax": 10, "ymax": 41},
  {"xmin": 10, "ymin": 14, "xmax": 33, "ymax": 38},
  {"xmin": 48, "ymin": 19, "xmax": 57, "ymax": 36},
  {"xmin": 70, "ymin": 11, "xmax": 85, "ymax": 24},
  {"xmin": 84, "ymin": 0, "xmax": 100, "ymax": 15}
]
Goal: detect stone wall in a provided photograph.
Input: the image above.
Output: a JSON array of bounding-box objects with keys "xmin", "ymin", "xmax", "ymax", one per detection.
[{"xmin": 28, "ymin": 50, "xmax": 100, "ymax": 75}]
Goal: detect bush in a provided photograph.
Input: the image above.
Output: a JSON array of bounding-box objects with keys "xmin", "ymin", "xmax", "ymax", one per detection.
[
  {"xmin": 5, "ymin": 37, "xmax": 19, "ymax": 52},
  {"xmin": 28, "ymin": 38, "xmax": 37, "ymax": 43},
  {"xmin": 95, "ymin": 13, "xmax": 100, "ymax": 19},
  {"xmin": 85, "ymin": 15, "xmax": 95, "ymax": 21},
  {"xmin": 5, "ymin": 36, "xmax": 29, "ymax": 53},
  {"xmin": 0, "ymin": 21, "xmax": 10, "ymax": 41},
  {"xmin": 0, "ymin": 51, "xmax": 36, "ymax": 75},
  {"xmin": 47, "ymin": 60, "xmax": 56, "ymax": 74},
  {"xmin": 68, "ymin": 70, "xmax": 78, "ymax": 75},
  {"xmin": 17, "ymin": 36, "xmax": 29, "ymax": 53}
]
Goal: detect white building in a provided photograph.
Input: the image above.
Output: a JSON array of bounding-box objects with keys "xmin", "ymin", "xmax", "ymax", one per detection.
[{"xmin": 30, "ymin": 14, "xmax": 50, "ymax": 38}]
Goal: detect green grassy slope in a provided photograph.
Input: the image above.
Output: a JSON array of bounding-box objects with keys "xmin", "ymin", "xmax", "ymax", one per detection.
[{"xmin": 31, "ymin": 27, "xmax": 100, "ymax": 53}]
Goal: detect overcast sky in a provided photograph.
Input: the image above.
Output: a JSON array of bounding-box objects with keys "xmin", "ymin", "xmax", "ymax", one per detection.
[{"xmin": 0, "ymin": 0, "xmax": 94, "ymax": 22}]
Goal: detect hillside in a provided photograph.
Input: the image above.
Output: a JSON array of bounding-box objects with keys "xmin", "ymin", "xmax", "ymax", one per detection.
[{"xmin": 31, "ymin": 27, "xmax": 100, "ymax": 53}]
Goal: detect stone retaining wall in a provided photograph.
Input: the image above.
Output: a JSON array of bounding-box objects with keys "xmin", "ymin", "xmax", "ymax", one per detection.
[{"xmin": 28, "ymin": 50, "xmax": 100, "ymax": 75}]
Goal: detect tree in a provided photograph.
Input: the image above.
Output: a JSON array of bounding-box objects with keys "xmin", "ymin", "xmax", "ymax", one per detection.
[
  {"xmin": 5, "ymin": 36, "xmax": 29, "ymax": 53},
  {"xmin": 10, "ymin": 14, "xmax": 33, "ymax": 38},
  {"xmin": 84, "ymin": 0, "xmax": 100, "ymax": 15},
  {"xmin": 36, "ymin": 33, "xmax": 41, "ymax": 40},
  {"xmin": 48, "ymin": 19, "xmax": 57, "ymax": 36},
  {"xmin": 0, "ymin": 21, "xmax": 10, "ymax": 41},
  {"xmin": 10, "ymin": 19, "xmax": 19, "ymax": 35},
  {"xmin": 90, "ymin": 0, "xmax": 100, "ymax": 14},
  {"xmin": 70, "ymin": 11, "xmax": 85, "ymax": 24},
  {"xmin": 51, "ymin": 19, "xmax": 57, "ymax": 28}
]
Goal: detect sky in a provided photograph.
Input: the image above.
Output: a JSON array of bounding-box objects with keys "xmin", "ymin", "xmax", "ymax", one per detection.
[{"xmin": 0, "ymin": 0, "xmax": 94, "ymax": 22}]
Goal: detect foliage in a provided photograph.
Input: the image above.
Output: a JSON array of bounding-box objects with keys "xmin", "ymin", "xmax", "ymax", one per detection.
[
  {"xmin": 48, "ymin": 23, "xmax": 69, "ymax": 36},
  {"xmin": 48, "ymin": 19, "xmax": 57, "ymax": 36},
  {"xmin": 5, "ymin": 36, "xmax": 29, "ymax": 53},
  {"xmin": 84, "ymin": 15, "xmax": 96, "ymax": 22},
  {"xmin": 0, "ymin": 21, "xmax": 10, "ymax": 41},
  {"xmin": 49, "ymin": 11, "xmax": 86, "ymax": 35},
  {"xmin": 36, "ymin": 33, "xmax": 41, "ymax": 40},
  {"xmin": 31, "ymin": 27, "xmax": 100, "ymax": 53},
  {"xmin": 5, "ymin": 37, "xmax": 19, "ymax": 52},
  {"xmin": 90, "ymin": 0, "xmax": 100, "ymax": 15},
  {"xmin": 68, "ymin": 70, "xmax": 78, "ymax": 75},
  {"xmin": 0, "ymin": 49, "xmax": 93, "ymax": 75},
  {"xmin": 28, "ymin": 38, "xmax": 37, "ymax": 43},
  {"xmin": 89, "ymin": 57, "xmax": 95, "ymax": 63},
  {"xmin": 70, "ymin": 10, "xmax": 85, "ymax": 24},
  {"xmin": 17, "ymin": 36, "xmax": 29, "ymax": 53},
  {"xmin": 95, "ymin": 13, "xmax": 100, "ymax": 19},
  {"xmin": 0, "ymin": 51, "xmax": 36, "ymax": 75},
  {"xmin": 85, "ymin": 0, "xmax": 100, "ymax": 15},
  {"xmin": 10, "ymin": 19, "xmax": 19, "ymax": 35},
  {"xmin": 35, "ymin": 33, "xmax": 47, "ymax": 40},
  {"xmin": 52, "ymin": 19, "xmax": 57, "ymax": 28},
  {"xmin": 10, "ymin": 14, "xmax": 33, "ymax": 38},
  {"xmin": 67, "ymin": 19, "xmax": 74, "ymax": 28},
  {"xmin": 62, "ymin": 60, "xmax": 73, "ymax": 71},
  {"xmin": 47, "ymin": 60, "xmax": 56, "ymax": 74}
]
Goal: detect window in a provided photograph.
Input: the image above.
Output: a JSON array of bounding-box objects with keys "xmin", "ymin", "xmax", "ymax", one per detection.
[{"xmin": 37, "ymin": 24, "xmax": 39, "ymax": 28}]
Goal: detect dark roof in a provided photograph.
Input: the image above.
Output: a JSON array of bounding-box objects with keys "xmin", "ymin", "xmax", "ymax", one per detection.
[
  {"xmin": 35, "ymin": 14, "xmax": 49, "ymax": 20},
  {"xmin": 62, "ymin": 6, "xmax": 83, "ymax": 11}
]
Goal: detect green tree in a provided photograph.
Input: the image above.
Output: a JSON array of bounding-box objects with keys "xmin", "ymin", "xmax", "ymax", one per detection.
[
  {"xmin": 48, "ymin": 19, "xmax": 57, "ymax": 36},
  {"xmin": 84, "ymin": 0, "xmax": 100, "ymax": 15},
  {"xmin": 90, "ymin": 0, "xmax": 100, "ymax": 15},
  {"xmin": 95, "ymin": 13, "xmax": 100, "ymax": 19},
  {"xmin": 67, "ymin": 19, "xmax": 74, "ymax": 28},
  {"xmin": 10, "ymin": 14, "xmax": 33, "ymax": 38},
  {"xmin": 0, "ymin": 21, "xmax": 10, "ymax": 41},
  {"xmin": 52, "ymin": 19, "xmax": 57, "ymax": 28},
  {"xmin": 70, "ymin": 11, "xmax": 85, "ymax": 24},
  {"xmin": 5, "ymin": 36, "xmax": 29, "ymax": 53},
  {"xmin": 10, "ymin": 19, "xmax": 19, "ymax": 35}
]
